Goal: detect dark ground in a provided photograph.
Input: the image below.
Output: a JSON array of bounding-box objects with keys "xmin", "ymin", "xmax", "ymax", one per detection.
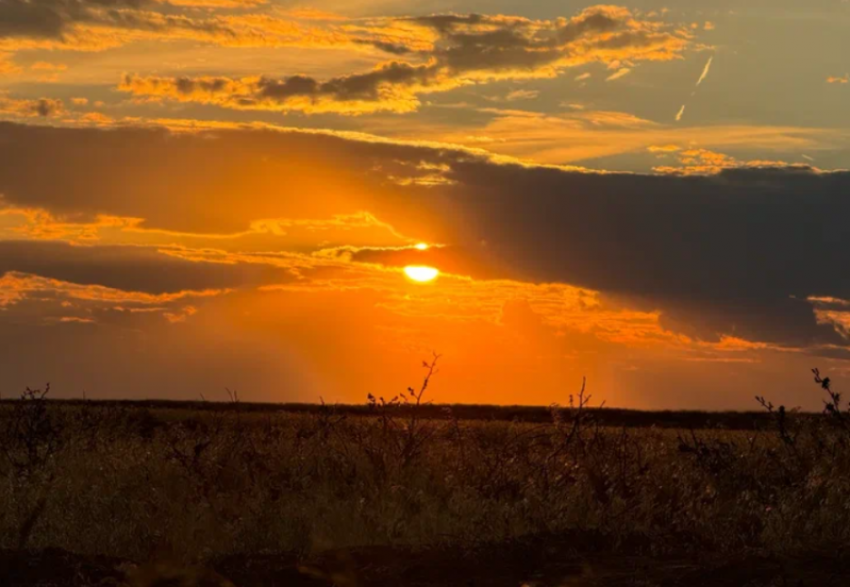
[
  {"xmin": 0, "ymin": 398, "xmax": 795, "ymax": 431},
  {"xmin": 2, "ymin": 537, "xmax": 847, "ymax": 587}
]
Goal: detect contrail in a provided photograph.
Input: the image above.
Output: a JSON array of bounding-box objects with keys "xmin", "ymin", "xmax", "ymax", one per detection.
[
  {"xmin": 675, "ymin": 56, "xmax": 713, "ymax": 121},
  {"xmin": 696, "ymin": 56, "xmax": 713, "ymax": 87},
  {"xmin": 606, "ymin": 68, "xmax": 631, "ymax": 82}
]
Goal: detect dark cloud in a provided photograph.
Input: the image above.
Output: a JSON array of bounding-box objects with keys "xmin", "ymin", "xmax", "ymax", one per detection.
[
  {"xmin": 412, "ymin": 9, "xmax": 624, "ymax": 73},
  {"xmin": 0, "ymin": 0, "xmax": 148, "ymax": 40},
  {"xmin": 0, "ymin": 121, "xmax": 468, "ymax": 231},
  {"xmin": 1, "ymin": 122, "xmax": 849, "ymax": 348},
  {"xmin": 353, "ymin": 39, "xmax": 412, "ymax": 55},
  {"xmin": 119, "ymin": 60, "xmax": 444, "ymax": 114},
  {"xmin": 425, "ymin": 161, "xmax": 850, "ymax": 346},
  {"xmin": 0, "ymin": 96, "xmax": 65, "ymax": 118},
  {"xmin": 0, "ymin": 240, "xmax": 293, "ymax": 293},
  {"xmin": 0, "ymin": 0, "xmax": 435, "ymax": 61},
  {"xmin": 340, "ymin": 245, "xmax": 495, "ymax": 280},
  {"xmin": 810, "ymin": 346, "xmax": 850, "ymax": 361},
  {"xmin": 33, "ymin": 98, "xmax": 62, "ymax": 116},
  {"xmin": 0, "ymin": 0, "xmax": 265, "ymax": 51},
  {"xmin": 118, "ymin": 7, "xmax": 689, "ymax": 114},
  {"xmin": 256, "ymin": 62, "xmax": 437, "ymax": 102}
]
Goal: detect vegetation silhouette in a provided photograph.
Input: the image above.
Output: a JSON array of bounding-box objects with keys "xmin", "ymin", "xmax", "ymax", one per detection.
[{"xmin": 2, "ymin": 364, "xmax": 850, "ymax": 585}]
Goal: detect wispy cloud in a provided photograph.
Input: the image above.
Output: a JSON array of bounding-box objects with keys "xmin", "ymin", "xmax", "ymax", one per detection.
[
  {"xmin": 0, "ymin": 271, "xmax": 229, "ymax": 308},
  {"xmin": 505, "ymin": 89, "xmax": 539, "ymax": 102},
  {"xmin": 423, "ymin": 110, "xmax": 845, "ymax": 165},
  {"xmin": 674, "ymin": 55, "xmax": 714, "ymax": 121},
  {"xmin": 648, "ymin": 144, "xmax": 682, "ymax": 153},
  {"xmin": 696, "ymin": 56, "xmax": 713, "ymax": 87},
  {"xmin": 605, "ymin": 68, "xmax": 632, "ymax": 82}
]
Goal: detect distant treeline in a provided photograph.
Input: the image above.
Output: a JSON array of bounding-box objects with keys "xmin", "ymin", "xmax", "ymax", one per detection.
[{"xmin": 0, "ymin": 397, "xmax": 803, "ymax": 430}]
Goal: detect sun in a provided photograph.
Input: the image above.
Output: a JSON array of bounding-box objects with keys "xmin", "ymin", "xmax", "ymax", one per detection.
[
  {"xmin": 414, "ymin": 243, "xmax": 430, "ymax": 251},
  {"xmin": 404, "ymin": 265, "xmax": 439, "ymax": 282}
]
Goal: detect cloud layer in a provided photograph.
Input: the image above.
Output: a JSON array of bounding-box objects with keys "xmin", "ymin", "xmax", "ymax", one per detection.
[
  {"xmin": 118, "ymin": 7, "xmax": 691, "ymax": 114},
  {"xmin": 1, "ymin": 122, "xmax": 849, "ymax": 354}
]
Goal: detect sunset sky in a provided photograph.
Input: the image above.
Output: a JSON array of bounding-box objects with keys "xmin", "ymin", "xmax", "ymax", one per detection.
[{"xmin": 1, "ymin": 0, "xmax": 849, "ymax": 409}]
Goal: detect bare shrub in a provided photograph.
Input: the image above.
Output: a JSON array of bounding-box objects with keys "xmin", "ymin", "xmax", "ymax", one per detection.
[{"xmin": 0, "ymin": 384, "xmax": 64, "ymax": 475}]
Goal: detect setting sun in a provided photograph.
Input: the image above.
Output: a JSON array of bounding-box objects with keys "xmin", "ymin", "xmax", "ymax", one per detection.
[
  {"xmin": 404, "ymin": 265, "xmax": 439, "ymax": 282},
  {"xmin": 414, "ymin": 243, "xmax": 430, "ymax": 251}
]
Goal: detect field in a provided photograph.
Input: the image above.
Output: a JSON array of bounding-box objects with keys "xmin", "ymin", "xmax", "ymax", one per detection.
[{"xmin": 2, "ymin": 373, "xmax": 850, "ymax": 586}]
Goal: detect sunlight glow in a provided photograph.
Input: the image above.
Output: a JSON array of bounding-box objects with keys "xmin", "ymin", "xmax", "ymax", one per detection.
[
  {"xmin": 404, "ymin": 265, "xmax": 439, "ymax": 282},
  {"xmin": 414, "ymin": 243, "xmax": 430, "ymax": 250}
]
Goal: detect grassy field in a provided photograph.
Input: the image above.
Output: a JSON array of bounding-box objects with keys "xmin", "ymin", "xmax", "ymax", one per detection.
[{"xmin": 2, "ymin": 370, "xmax": 850, "ymax": 586}]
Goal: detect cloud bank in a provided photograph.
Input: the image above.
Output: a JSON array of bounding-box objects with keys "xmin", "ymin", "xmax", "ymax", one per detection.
[
  {"xmin": 0, "ymin": 122, "xmax": 849, "ymax": 354},
  {"xmin": 118, "ymin": 7, "xmax": 691, "ymax": 114}
]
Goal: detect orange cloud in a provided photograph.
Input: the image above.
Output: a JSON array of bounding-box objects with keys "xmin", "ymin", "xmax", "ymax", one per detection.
[
  {"xmin": 163, "ymin": 305, "xmax": 198, "ymax": 323},
  {"xmin": 808, "ymin": 296, "xmax": 850, "ymax": 307},
  {"xmin": 0, "ymin": 268, "xmax": 238, "ymax": 330},
  {"xmin": 119, "ymin": 64, "xmax": 450, "ymax": 115},
  {"xmin": 0, "ymin": 3, "xmax": 426, "ymax": 57},
  {"xmin": 815, "ymin": 309, "xmax": 850, "ymax": 339},
  {"xmin": 0, "ymin": 95, "xmax": 64, "ymax": 118},
  {"xmin": 810, "ymin": 296, "xmax": 850, "ymax": 339},
  {"xmin": 279, "ymin": 8, "xmax": 348, "ymax": 21},
  {"xmin": 0, "ymin": 271, "xmax": 229, "ymax": 306},
  {"xmin": 1, "ymin": 122, "xmax": 845, "ymax": 363},
  {"xmin": 647, "ymin": 144, "xmax": 682, "ymax": 153},
  {"xmin": 827, "ymin": 75, "xmax": 849, "ymax": 84},
  {"xmin": 117, "ymin": 7, "xmax": 691, "ymax": 115},
  {"xmin": 30, "ymin": 62, "xmax": 67, "ymax": 71},
  {"xmin": 0, "ymin": 53, "xmax": 21, "ymax": 75},
  {"xmin": 504, "ymin": 89, "xmax": 539, "ymax": 101},
  {"xmin": 261, "ymin": 267, "xmax": 686, "ymax": 351},
  {"xmin": 419, "ymin": 109, "xmax": 843, "ymax": 165},
  {"xmin": 165, "ymin": 0, "xmax": 267, "ymax": 6},
  {"xmin": 0, "ymin": 205, "xmax": 411, "ymax": 254},
  {"xmin": 55, "ymin": 316, "xmax": 96, "ymax": 324},
  {"xmin": 652, "ymin": 148, "xmax": 812, "ymax": 176}
]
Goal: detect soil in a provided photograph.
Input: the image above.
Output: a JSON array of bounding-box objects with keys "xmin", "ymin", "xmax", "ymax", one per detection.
[{"xmin": 2, "ymin": 540, "xmax": 847, "ymax": 587}]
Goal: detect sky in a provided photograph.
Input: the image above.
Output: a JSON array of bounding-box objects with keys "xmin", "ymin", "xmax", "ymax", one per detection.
[{"xmin": 1, "ymin": 0, "xmax": 849, "ymax": 409}]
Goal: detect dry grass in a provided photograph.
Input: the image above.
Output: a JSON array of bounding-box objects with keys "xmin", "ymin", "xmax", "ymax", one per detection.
[{"xmin": 2, "ymin": 365, "xmax": 850, "ymax": 567}]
